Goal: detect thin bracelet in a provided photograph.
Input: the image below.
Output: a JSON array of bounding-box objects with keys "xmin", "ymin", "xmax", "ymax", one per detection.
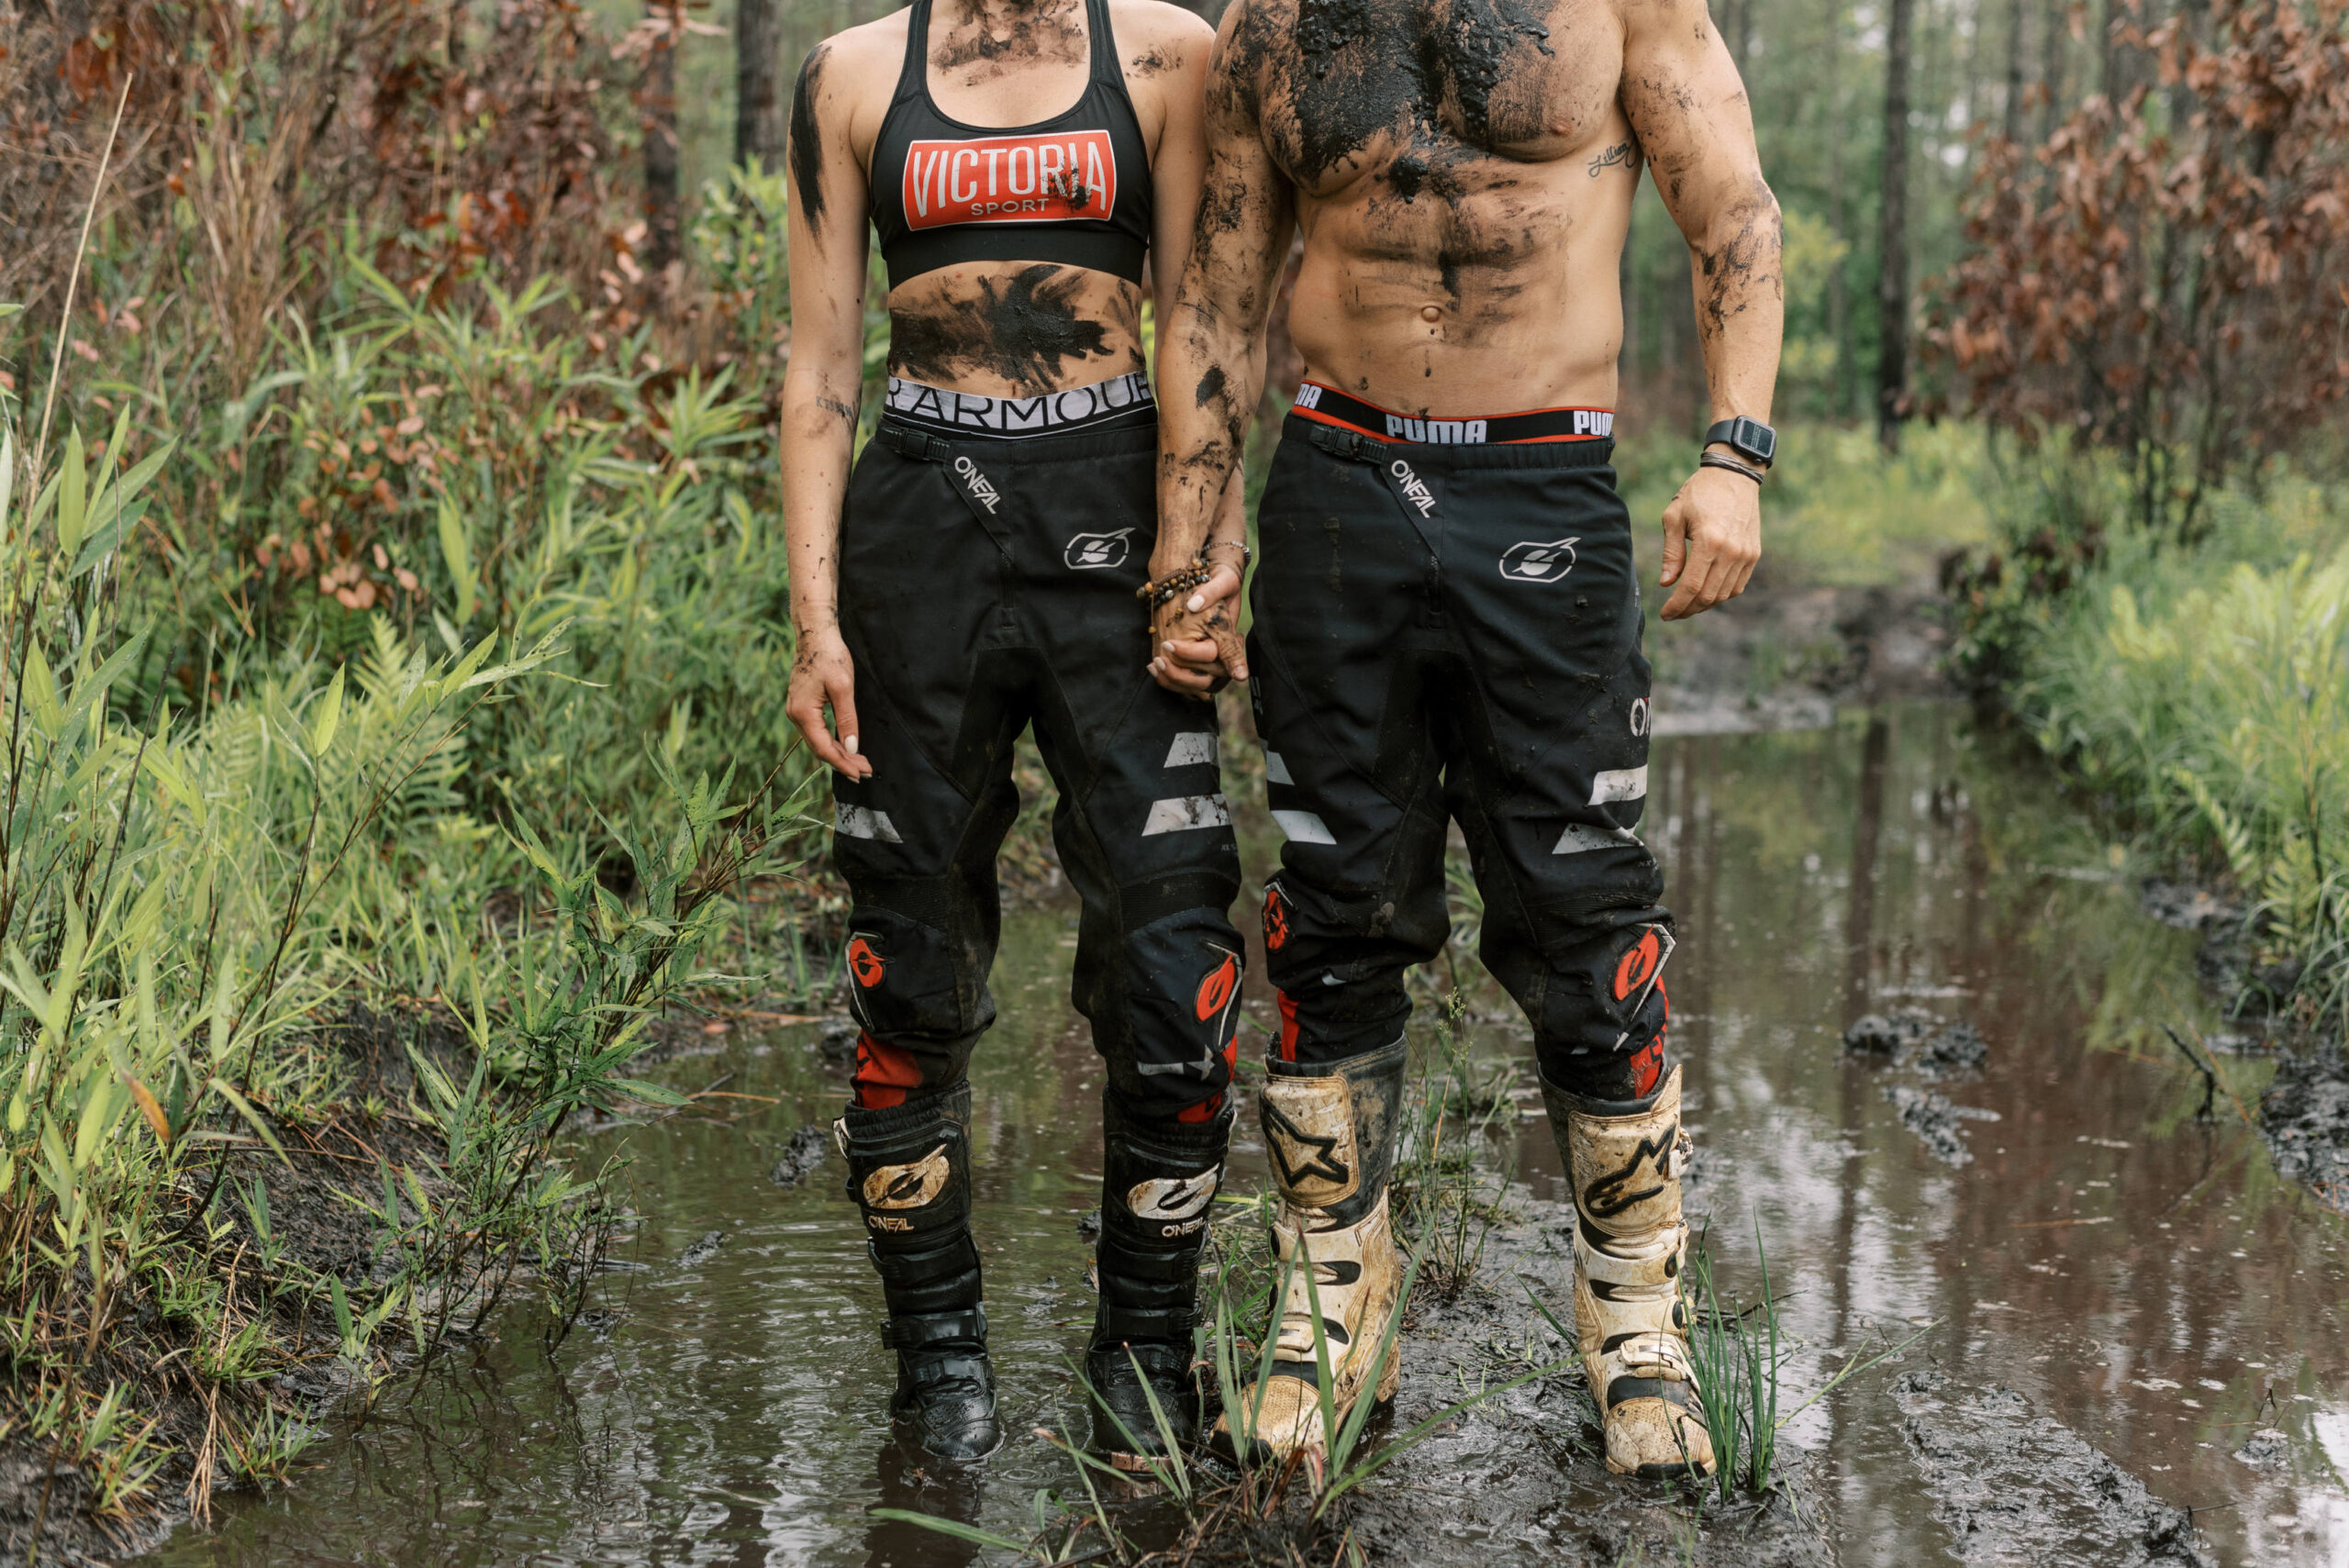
[
  {"xmin": 1200, "ymin": 539, "xmax": 1252, "ymax": 566},
  {"xmin": 1699, "ymin": 451, "xmax": 1766, "ymax": 485}
]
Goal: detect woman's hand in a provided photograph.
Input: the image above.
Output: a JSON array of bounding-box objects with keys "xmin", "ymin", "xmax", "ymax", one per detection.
[
  {"xmin": 1148, "ymin": 562, "xmax": 1248, "ymax": 696},
  {"xmin": 785, "ymin": 625, "xmax": 873, "ymax": 779}
]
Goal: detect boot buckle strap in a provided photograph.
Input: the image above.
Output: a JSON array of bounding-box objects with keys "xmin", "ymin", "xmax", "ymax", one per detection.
[{"xmin": 885, "ymin": 1306, "xmax": 988, "ymax": 1351}]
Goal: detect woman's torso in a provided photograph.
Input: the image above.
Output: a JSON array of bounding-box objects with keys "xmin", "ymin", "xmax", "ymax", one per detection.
[{"xmin": 836, "ymin": 0, "xmax": 1174, "ymax": 402}]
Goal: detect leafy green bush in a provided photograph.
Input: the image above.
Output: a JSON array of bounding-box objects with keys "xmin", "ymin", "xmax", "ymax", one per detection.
[{"xmin": 2000, "ymin": 477, "xmax": 2349, "ymax": 1024}]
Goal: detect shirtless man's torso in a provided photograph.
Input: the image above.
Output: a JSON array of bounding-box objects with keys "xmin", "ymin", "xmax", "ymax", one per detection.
[{"xmin": 1150, "ymin": 0, "xmax": 1783, "ymax": 1478}]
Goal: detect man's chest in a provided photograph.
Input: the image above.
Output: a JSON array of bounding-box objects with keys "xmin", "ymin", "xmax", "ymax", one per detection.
[{"xmin": 1250, "ymin": 0, "xmax": 1622, "ymax": 190}]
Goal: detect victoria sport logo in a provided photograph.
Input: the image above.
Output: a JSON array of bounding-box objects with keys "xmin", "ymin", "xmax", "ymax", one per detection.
[
  {"xmin": 1063, "ymin": 527, "xmax": 1134, "ymax": 570},
  {"xmin": 1499, "ymin": 537, "xmax": 1580, "ymax": 583}
]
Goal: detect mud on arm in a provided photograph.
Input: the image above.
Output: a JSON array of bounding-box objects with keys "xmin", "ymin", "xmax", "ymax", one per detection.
[
  {"xmin": 1146, "ymin": 7, "xmax": 1265, "ymax": 689},
  {"xmin": 1154, "ymin": 0, "xmax": 1294, "ymax": 576},
  {"xmin": 781, "ymin": 42, "xmax": 878, "ymax": 776},
  {"xmin": 1620, "ymin": 0, "xmax": 1783, "ymax": 617}
]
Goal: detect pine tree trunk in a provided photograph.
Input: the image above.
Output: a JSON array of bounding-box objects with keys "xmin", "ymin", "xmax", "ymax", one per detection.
[
  {"xmin": 736, "ymin": 0, "xmax": 786, "ymax": 172},
  {"xmin": 643, "ymin": 1, "xmax": 681, "ymax": 272},
  {"xmin": 1876, "ymin": 0, "xmax": 1914, "ymax": 450},
  {"xmin": 2003, "ymin": 0, "xmax": 2026, "ymax": 142},
  {"xmin": 1825, "ymin": 0, "xmax": 1852, "ymax": 418},
  {"xmin": 2038, "ymin": 0, "xmax": 2065, "ymax": 143}
]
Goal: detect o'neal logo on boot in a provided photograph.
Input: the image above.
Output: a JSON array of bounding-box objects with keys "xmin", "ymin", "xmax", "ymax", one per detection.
[
  {"xmin": 862, "ymin": 1144, "xmax": 952, "ymax": 1229},
  {"xmin": 1128, "ymin": 1163, "xmax": 1224, "ymax": 1236}
]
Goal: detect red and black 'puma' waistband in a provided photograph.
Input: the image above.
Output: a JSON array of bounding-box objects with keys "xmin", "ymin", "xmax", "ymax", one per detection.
[{"xmin": 1287, "ymin": 381, "xmax": 1615, "ymax": 446}]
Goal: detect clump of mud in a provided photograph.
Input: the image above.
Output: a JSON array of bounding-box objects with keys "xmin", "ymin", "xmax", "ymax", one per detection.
[
  {"xmin": 1893, "ymin": 1371, "xmax": 2214, "ymax": 1566},
  {"xmin": 2262, "ymin": 1047, "xmax": 2349, "ymax": 1202},
  {"xmin": 2232, "ymin": 1428, "xmax": 2290, "ymax": 1473},
  {"xmin": 675, "ymin": 1229, "xmax": 728, "ymax": 1268},
  {"xmin": 768, "ymin": 1124, "xmax": 831, "ymax": 1189},
  {"xmin": 1883, "ymin": 1085, "xmax": 1999, "ymax": 1166},
  {"xmin": 818, "ymin": 1017, "xmax": 862, "ymax": 1062},
  {"xmin": 1843, "ymin": 1008, "xmax": 1988, "ymax": 1074}
]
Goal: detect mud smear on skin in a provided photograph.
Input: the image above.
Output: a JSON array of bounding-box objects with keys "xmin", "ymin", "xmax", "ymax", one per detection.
[
  {"xmin": 1264, "ymin": 0, "xmax": 1559, "ymax": 181},
  {"xmin": 930, "ymin": 0, "xmax": 1086, "ymax": 79},
  {"xmin": 787, "ymin": 45, "xmax": 831, "ymax": 234},
  {"xmin": 887, "ymin": 263, "xmax": 1127, "ymax": 394}
]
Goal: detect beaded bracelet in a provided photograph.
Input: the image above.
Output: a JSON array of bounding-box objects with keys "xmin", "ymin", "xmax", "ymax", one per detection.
[{"xmin": 1137, "ymin": 562, "xmax": 1214, "ymax": 608}]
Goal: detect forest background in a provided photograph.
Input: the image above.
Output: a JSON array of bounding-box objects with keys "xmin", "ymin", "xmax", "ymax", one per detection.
[{"xmin": 0, "ymin": 0, "xmax": 2347, "ymax": 1549}]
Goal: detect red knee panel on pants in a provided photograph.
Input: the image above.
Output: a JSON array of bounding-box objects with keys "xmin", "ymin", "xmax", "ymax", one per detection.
[{"xmin": 852, "ymin": 1032, "xmax": 926, "ymax": 1109}]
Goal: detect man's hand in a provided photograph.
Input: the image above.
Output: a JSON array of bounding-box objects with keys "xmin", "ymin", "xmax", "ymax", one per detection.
[
  {"xmin": 1148, "ymin": 563, "xmax": 1248, "ymax": 695},
  {"xmin": 1658, "ymin": 464, "xmax": 1762, "ymax": 620},
  {"xmin": 785, "ymin": 625, "xmax": 873, "ymax": 779}
]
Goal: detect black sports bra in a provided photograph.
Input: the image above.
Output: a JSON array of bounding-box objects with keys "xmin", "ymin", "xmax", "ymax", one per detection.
[{"xmin": 868, "ymin": 0, "xmax": 1153, "ymax": 293}]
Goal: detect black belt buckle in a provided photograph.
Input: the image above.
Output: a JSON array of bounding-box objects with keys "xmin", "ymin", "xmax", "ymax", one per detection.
[
  {"xmin": 1306, "ymin": 422, "xmax": 1383, "ymax": 463},
  {"xmin": 880, "ymin": 425, "xmax": 945, "ymax": 462}
]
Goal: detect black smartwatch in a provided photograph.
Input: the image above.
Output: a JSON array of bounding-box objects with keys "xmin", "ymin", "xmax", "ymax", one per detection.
[{"xmin": 1703, "ymin": 416, "xmax": 1776, "ymax": 468}]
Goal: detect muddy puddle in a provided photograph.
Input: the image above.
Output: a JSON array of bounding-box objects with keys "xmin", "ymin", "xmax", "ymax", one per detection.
[{"xmin": 144, "ymin": 705, "xmax": 2349, "ymax": 1565}]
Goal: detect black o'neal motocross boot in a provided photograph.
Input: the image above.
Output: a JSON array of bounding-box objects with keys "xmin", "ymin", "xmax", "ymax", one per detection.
[
  {"xmin": 1086, "ymin": 1099, "xmax": 1231, "ymax": 1468},
  {"xmin": 837, "ymin": 1084, "xmax": 1004, "ymax": 1461}
]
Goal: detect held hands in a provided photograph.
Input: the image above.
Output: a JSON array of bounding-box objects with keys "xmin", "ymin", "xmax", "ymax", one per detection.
[
  {"xmin": 785, "ymin": 624, "xmax": 873, "ymax": 779},
  {"xmin": 1658, "ymin": 462, "xmax": 1763, "ymax": 620},
  {"xmin": 1148, "ymin": 562, "xmax": 1248, "ymax": 697}
]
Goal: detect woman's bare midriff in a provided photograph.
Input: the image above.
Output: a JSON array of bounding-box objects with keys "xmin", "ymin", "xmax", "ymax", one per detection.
[{"xmin": 884, "ymin": 261, "xmax": 1146, "ymax": 400}]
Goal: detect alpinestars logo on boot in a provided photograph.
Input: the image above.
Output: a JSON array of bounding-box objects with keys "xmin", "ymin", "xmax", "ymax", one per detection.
[
  {"xmin": 1063, "ymin": 527, "xmax": 1132, "ymax": 570},
  {"xmin": 952, "ymin": 455, "xmax": 1001, "ymax": 514},
  {"xmin": 1262, "ymin": 1100, "xmax": 1351, "ymax": 1193},
  {"xmin": 1500, "ymin": 538, "xmax": 1580, "ymax": 582}
]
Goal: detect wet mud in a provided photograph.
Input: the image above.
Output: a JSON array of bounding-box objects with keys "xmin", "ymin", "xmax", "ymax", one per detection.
[
  {"xmin": 1892, "ymin": 1372, "xmax": 2213, "ymax": 1567},
  {"xmin": 139, "ymin": 706, "xmax": 2349, "ymax": 1566},
  {"xmin": 1352, "ymin": 1209, "xmax": 1835, "ymax": 1567},
  {"xmin": 770, "ymin": 1122, "xmax": 833, "ymax": 1188}
]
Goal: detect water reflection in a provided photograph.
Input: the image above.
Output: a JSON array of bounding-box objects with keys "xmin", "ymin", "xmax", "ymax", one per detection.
[{"xmin": 147, "ymin": 705, "xmax": 2349, "ymax": 1566}]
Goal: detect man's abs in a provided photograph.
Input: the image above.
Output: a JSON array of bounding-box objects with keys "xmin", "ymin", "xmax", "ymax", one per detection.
[{"xmin": 1240, "ymin": 0, "xmax": 1641, "ymax": 416}]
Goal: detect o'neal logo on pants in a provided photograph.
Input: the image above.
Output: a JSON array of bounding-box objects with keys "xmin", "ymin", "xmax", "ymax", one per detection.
[
  {"xmin": 1063, "ymin": 527, "xmax": 1132, "ymax": 570},
  {"xmin": 1499, "ymin": 537, "xmax": 1580, "ymax": 583}
]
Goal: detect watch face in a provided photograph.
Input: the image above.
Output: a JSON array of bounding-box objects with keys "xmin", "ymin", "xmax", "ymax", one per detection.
[{"xmin": 1735, "ymin": 417, "xmax": 1776, "ymax": 463}]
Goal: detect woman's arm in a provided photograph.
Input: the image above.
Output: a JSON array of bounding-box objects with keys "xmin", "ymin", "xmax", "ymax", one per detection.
[
  {"xmin": 780, "ymin": 39, "xmax": 879, "ymax": 779},
  {"xmin": 1139, "ymin": 5, "xmax": 1258, "ymax": 692}
]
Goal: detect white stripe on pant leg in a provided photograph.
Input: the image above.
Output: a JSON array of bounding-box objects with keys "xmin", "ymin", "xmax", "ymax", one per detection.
[
  {"xmin": 1163, "ymin": 732, "xmax": 1219, "ymax": 768},
  {"xmin": 1553, "ymin": 822, "xmax": 1642, "ymax": 855},
  {"xmin": 1263, "ymin": 750, "xmax": 1294, "ymax": 785},
  {"xmin": 1588, "ymin": 766, "xmax": 1649, "ymax": 806},
  {"xmin": 1272, "ymin": 809, "xmax": 1336, "ymax": 845},
  {"xmin": 1142, "ymin": 794, "xmax": 1232, "ymax": 835},
  {"xmin": 835, "ymin": 803, "xmax": 904, "ymax": 843}
]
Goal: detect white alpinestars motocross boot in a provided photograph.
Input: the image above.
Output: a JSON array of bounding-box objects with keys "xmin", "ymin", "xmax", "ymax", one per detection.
[
  {"xmin": 1543, "ymin": 1062, "xmax": 1714, "ymax": 1477},
  {"xmin": 1217, "ymin": 1037, "xmax": 1408, "ymax": 1462}
]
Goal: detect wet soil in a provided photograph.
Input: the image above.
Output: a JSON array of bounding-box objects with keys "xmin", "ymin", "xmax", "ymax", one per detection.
[
  {"xmin": 138, "ymin": 706, "xmax": 2349, "ymax": 1566},
  {"xmin": 1, "ymin": 1009, "xmax": 471, "ymax": 1566},
  {"xmin": 1892, "ymin": 1372, "xmax": 2212, "ymax": 1566}
]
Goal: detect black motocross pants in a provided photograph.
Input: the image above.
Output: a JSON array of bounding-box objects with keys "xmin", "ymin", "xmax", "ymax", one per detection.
[
  {"xmin": 1247, "ymin": 417, "xmax": 1674, "ymax": 1099},
  {"xmin": 831, "ymin": 421, "xmax": 1245, "ymax": 1124}
]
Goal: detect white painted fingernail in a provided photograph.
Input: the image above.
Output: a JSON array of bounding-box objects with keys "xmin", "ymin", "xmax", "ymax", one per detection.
[
  {"xmin": 844, "ymin": 736, "xmax": 859, "ymax": 754},
  {"xmin": 1186, "ymin": 595, "xmax": 1205, "ymax": 612}
]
